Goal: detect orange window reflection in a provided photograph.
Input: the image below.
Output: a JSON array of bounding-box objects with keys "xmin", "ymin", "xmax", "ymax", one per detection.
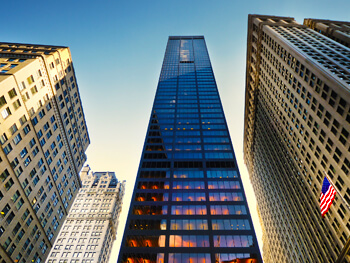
[
  {"xmin": 123, "ymin": 253, "xmax": 165, "ymax": 263},
  {"xmin": 126, "ymin": 235, "xmax": 166, "ymax": 247}
]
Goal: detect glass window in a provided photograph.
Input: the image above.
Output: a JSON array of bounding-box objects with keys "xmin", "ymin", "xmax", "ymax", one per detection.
[
  {"xmin": 212, "ymin": 219, "xmax": 250, "ymax": 230},
  {"xmin": 171, "ymin": 205, "xmax": 206, "ymax": 215},
  {"xmin": 126, "ymin": 235, "xmax": 165, "ymax": 247},
  {"xmin": 170, "ymin": 219, "xmax": 208, "ymax": 230},
  {"xmin": 210, "ymin": 205, "xmax": 247, "ymax": 215},
  {"xmin": 169, "ymin": 235, "xmax": 209, "ymax": 247},
  {"xmin": 213, "ymin": 235, "xmax": 253, "ymax": 247}
]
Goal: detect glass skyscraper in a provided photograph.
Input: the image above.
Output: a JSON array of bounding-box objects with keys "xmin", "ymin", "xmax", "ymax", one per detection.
[{"xmin": 118, "ymin": 36, "xmax": 262, "ymax": 263}]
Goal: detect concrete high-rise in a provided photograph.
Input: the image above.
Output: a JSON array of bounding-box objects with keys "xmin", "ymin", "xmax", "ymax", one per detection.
[
  {"xmin": 45, "ymin": 166, "xmax": 125, "ymax": 263},
  {"xmin": 0, "ymin": 43, "xmax": 90, "ymax": 263},
  {"xmin": 304, "ymin": 18, "xmax": 350, "ymax": 48},
  {"xmin": 244, "ymin": 15, "xmax": 350, "ymax": 262},
  {"xmin": 118, "ymin": 36, "xmax": 262, "ymax": 263}
]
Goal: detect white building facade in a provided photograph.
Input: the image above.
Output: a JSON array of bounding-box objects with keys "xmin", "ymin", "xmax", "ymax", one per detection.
[{"xmin": 46, "ymin": 166, "xmax": 125, "ymax": 263}]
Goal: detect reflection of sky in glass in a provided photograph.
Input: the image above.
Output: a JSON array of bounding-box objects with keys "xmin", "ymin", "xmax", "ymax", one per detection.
[{"xmin": 180, "ymin": 40, "xmax": 193, "ymax": 61}]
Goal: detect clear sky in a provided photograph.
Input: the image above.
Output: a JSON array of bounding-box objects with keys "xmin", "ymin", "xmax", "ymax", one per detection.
[{"xmin": 2, "ymin": 0, "xmax": 350, "ymax": 261}]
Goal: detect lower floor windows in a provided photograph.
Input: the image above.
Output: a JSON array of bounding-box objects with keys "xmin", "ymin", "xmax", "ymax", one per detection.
[
  {"xmin": 169, "ymin": 253, "xmax": 211, "ymax": 263},
  {"xmin": 209, "ymin": 192, "xmax": 244, "ymax": 201},
  {"xmin": 129, "ymin": 219, "xmax": 167, "ymax": 230},
  {"xmin": 210, "ymin": 205, "xmax": 247, "ymax": 215},
  {"xmin": 215, "ymin": 253, "xmax": 255, "ymax": 262},
  {"xmin": 170, "ymin": 219, "xmax": 208, "ymax": 230},
  {"xmin": 213, "ymin": 235, "xmax": 253, "ymax": 247},
  {"xmin": 212, "ymin": 219, "xmax": 250, "ymax": 230},
  {"xmin": 133, "ymin": 205, "xmax": 167, "ymax": 215},
  {"xmin": 171, "ymin": 205, "xmax": 206, "ymax": 215},
  {"xmin": 169, "ymin": 235, "xmax": 209, "ymax": 247},
  {"xmin": 121, "ymin": 253, "xmax": 164, "ymax": 263},
  {"xmin": 126, "ymin": 235, "xmax": 165, "ymax": 247}
]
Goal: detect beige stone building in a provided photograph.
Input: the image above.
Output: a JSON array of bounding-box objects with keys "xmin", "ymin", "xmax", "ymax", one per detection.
[
  {"xmin": 0, "ymin": 43, "xmax": 90, "ymax": 262},
  {"xmin": 304, "ymin": 18, "xmax": 350, "ymax": 48},
  {"xmin": 46, "ymin": 166, "xmax": 125, "ymax": 263},
  {"xmin": 244, "ymin": 15, "xmax": 350, "ymax": 262}
]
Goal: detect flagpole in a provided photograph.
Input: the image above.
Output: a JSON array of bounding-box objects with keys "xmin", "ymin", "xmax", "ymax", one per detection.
[
  {"xmin": 335, "ymin": 238, "xmax": 350, "ymax": 263},
  {"xmin": 323, "ymin": 171, "xmax": 350, "ymax": 263}
]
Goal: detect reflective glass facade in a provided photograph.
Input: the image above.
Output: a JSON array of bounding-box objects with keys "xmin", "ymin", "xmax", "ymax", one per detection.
[{"xmin": 118, "ymin": 36, "xmax": 262, "ymax": 263}]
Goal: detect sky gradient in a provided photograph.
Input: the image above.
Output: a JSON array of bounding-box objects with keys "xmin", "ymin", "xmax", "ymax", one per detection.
[{"xmin": 2, "ymin": 0, "xmax": 350, "ymax": 261}]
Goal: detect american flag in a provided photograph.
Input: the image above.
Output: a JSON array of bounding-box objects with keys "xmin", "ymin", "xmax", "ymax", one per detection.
[{"xmin": 320, "ymin": 177, "xmax": 336, "ymax": 217}]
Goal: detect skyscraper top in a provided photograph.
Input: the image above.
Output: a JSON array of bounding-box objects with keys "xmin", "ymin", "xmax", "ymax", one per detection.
[
  {"xmin": 0, "ymin": 42, "xmax": 68, "ymax": 57},
  {"xmin": 168, "ymin": 36, "xmax": 204, "ymax": 40},
  {"xmin": 304, "ymin": 18, "xmax": 350, "ymax": 47}
]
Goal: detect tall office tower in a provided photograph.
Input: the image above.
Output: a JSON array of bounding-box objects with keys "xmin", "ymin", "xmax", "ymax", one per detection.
[
  {"xmin": 118, "ymin": 36, "xmax": 262, "ymax": 263},
  {"xmin": 0, "ymin": 43, "xmax": 90, "ymax": 263},
  {"xmin": 244, "ymin": 15, "xmax": 350, "ymax": 262},
  {"xmin": 46, "ymin": 166, "xmax": 126, "ymax": 263}
]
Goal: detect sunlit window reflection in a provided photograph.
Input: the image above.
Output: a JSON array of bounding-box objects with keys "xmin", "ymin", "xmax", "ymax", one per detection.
[
  {"xmin": 170, "ymin": 219, "xmax": 208, "ymax": 230},
  {"xmin": 169, "ymin": 235, "xmax": 209, "ymax": 247},
  {"xmin": 169, "ymin": 253, "xmax": 211, "ymax": 263},
  {"xmin": 126, "ymin": 235, "xmax": 166, "ymax": 247}
]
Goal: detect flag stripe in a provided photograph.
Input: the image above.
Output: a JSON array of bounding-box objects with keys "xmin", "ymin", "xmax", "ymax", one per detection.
[
  {"xmin": 320, "ymin": 187, "xmax": 336, "ymax": 210},
  {"xmin": 319, "ymin": 177, "xmax": 336, "ymax": 217},
  {"xmin": 320, "ymin": 188, "xmax": 335, "ymax": 211},
  {"xmin": 320, "ymin": 189, "xmax": 336, "ymax": 215}
]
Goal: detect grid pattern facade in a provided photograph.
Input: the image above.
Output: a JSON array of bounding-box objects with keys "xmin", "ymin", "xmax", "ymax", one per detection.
[
  {"xmin": 46, "ymin": 166, "xmax": 125, "ymax": 263},
  {"xmin": 118, "ymin": 36, "xmax": 262, "ymax": 263},
  {"xmin": 304, "ymin": 18, "xmax": 350, "ymax": 48},
  {"xmin": 0, "ymin": 43, "xmax": 90, "ymax": 263},
  {"xmin": 244, "ymin": 15, "xmax": 350, "ymax": 262}
]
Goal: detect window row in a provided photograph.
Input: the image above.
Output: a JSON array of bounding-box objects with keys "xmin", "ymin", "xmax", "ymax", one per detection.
[
  {"xmin": 120, "ymin": 253, "xmax": 254, "ymax": 263},
  {"xmin": 136, "ymin": 180, "xmax": 240, "ymax": 190},
  {"xmin": 138, "ymin": 170, "xmax": 238, "ymax": 179}
]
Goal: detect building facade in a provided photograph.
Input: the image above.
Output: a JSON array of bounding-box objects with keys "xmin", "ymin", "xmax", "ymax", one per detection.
[
  {"xmin": 46, "ymin": 166, "xmax": 125, "ymax": 263},
  {"xmin": 244, "ymin": 15, "xmax": 350, "ymax": 262},
  {"xmin": 304, "ymin": 18, "xmax": 350, "ymax": 48},
  {"xmin": 118, "ymin": 36, "xmax": 262, "ymax": 263},
  {"xmin": 0, "ymin": 43, "xmax": 90, "ymax": 263}
]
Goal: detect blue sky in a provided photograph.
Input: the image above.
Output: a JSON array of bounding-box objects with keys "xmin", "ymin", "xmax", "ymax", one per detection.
[{"xmin": 3, "ymin": 0, "xmax": 350, "ymax": 261}]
